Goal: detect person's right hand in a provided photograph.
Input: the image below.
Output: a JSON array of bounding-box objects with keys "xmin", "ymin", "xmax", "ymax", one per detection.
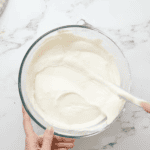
[{"xmin": 140, "ymin": 102, "xmax": 150, "ymax": 113}]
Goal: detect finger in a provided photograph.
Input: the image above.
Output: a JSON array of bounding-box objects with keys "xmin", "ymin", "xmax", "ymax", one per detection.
[
  {"xmin": 140, "ymin": 102, "xmax": 150, "ymax": 113},
  {"xmin": 39, "ymin": 134, "xmax": 44, "ymax": 137},
  {"xmin": 38, "ymin": 136, "xmax": 43, "ymax": 148},
  {"xmin": 22, "ymin": 105, "xmax": 34, "ymax": 137},
  {"xmin": 54, "ymin": 135, "xmax": 75, "ymax": 142},
  {"xmin": 42, "ymin": 127, "xmax": 54, "ymax": 150},
  {"xmin": 53, "ymin": 141, "xmax": 75, "ymax": 150},
  {"xmin": 55, "ymin": 142, "xmax": 74, "ymax": 148},
  {"xmin": 54, "ymin": 148, "xmax": 68, "ymax": 150},
  {"xmin": 38, "ymin": 135, "xmax": 60, "ymax": 149}
]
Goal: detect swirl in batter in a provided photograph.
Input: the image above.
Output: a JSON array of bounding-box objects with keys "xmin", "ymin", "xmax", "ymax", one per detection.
[{"xmin": 26, "ymin": 31, "xmax": 125, "ymax": 130}]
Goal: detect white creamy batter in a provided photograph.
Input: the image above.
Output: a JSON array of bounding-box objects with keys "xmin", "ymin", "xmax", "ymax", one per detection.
[{"xmin": 26, "ymin": 30, "xmax": 125, "ymax": 130}]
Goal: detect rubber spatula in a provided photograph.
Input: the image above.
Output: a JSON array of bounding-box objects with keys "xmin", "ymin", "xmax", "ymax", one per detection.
[{"xmin": 91, "ymin": 72, "xmax": 150, "ymax": 113}]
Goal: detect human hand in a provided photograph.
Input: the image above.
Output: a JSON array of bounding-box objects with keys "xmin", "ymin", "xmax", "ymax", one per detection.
[
  {"xmin": 140, "ymin": 102, "xmax": 150, "ymax": 113},
  {"xmin": 22, "ymin": 105, "xmax": 75, "ymax": 150}
]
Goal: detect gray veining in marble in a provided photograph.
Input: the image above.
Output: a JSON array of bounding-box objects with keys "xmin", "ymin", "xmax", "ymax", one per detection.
[{"xmin": 0, "ymin": 0, "xmax": 150, "ymax": 150}]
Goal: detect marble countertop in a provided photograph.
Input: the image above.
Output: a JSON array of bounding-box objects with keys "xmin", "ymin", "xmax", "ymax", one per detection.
[{"xmin": 0, "ymin": 0, "xmax": 150, "ymax": 149}]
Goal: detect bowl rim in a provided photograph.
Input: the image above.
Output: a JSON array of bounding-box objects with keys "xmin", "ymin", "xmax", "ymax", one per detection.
[{"xmin": 18, "ymin": 25, "xmax": 132, "ymax": 139}]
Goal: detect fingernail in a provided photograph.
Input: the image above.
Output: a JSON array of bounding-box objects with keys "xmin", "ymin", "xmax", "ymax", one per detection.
[
  {"xmin": 47, "ymin": 126, "xmax": 51, "ymax": 130},
  {"xmin": 47, "ymin": 126, "xmax": 53, "ymax": 130}
]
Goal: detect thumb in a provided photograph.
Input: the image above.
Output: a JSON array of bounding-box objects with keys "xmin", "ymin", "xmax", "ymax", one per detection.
[{"xmin": 41, "ymin": 126, "xmax": 54, "ymax": 150}]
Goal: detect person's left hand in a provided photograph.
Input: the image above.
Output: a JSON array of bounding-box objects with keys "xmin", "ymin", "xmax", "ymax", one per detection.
[{"xmin": 22, "ymin": 105, "xmax": 75, "ymax": 150}]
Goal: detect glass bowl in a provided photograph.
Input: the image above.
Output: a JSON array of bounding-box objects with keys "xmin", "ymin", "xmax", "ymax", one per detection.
[{"xmin": 18, "ymin": 25, "xmax": 131, "ymax": 139}]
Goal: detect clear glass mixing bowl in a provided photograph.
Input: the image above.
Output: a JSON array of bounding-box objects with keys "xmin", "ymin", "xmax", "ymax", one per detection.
[{"xmin": 18, "ymin": 25, "xmax": 131, "ymax": 139}]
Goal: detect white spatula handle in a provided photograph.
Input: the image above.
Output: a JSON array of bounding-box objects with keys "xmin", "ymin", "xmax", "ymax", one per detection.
[{"xmin": 90, "ymin": 72, "xmax": 147, "ymax": 107}]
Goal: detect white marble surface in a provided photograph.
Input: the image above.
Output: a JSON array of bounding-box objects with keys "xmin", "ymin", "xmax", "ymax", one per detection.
[{"xmin": 0, "ymin": 0, "xmax": 150, "ymax": 149}]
